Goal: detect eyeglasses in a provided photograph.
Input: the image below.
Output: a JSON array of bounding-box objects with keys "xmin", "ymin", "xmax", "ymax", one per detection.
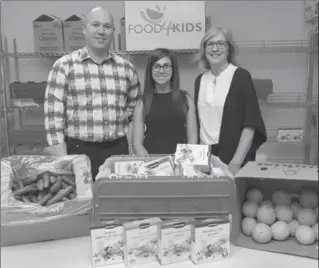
[
  {"xmin": 152, "ymin": 63, "xmax": 172, "ymax": 72},
  {"xmin": 206, "ymin": 41, "xmax": 228, "ymax": 50}
]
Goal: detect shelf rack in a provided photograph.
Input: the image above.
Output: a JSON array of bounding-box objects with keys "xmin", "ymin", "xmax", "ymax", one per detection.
[{"xmin": 0, "ymin": 35, "xmax": 318, "ymax": 164}]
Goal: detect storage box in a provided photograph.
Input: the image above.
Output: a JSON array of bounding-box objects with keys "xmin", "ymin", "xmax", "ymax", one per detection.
[
  {"xmin": 63, "ymin": 15, "xmax": 85, "ymax": 52},
  {"xmin": 158, "ymin": 218, "xmax": 194, "ymax": 265},
  {"xmin": 92, "ymin": 155, "xmax": 236, "ymax": 241},
  {"xmin": 191, "ymin": 216, "xmax": 230, "ymax": 264},
  {"xmin": 233, "ymin": 161, "xmax": 318, "ymax": 259},
  {"xmin": 1, "ymin": 213, "xmax": 91, "ymax": 246},
  {"xmin": 304, "ymin": 1, "xmax": 318, "ymax": 22},
  {"xmin": 90, "ymin": 220, "xmax": 125, "ymax": 267},
  {"xmin": 33, "ymin": 14, "xmax": 64, "ymax": 53}
]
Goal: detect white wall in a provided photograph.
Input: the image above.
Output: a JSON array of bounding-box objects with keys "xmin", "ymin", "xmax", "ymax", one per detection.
[{"xmin": 1, "ymin": 1, "xmax": 317, "ymax": 162}]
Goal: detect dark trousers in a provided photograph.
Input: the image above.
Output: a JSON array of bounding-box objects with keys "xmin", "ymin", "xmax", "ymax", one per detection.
[
  {"xmin": 210, "ymin": 144, "xmax": 219, "ymax": 157},
  {"xmin": 66, "ymin": 136, "xmax": 129, "ymax": 182}
]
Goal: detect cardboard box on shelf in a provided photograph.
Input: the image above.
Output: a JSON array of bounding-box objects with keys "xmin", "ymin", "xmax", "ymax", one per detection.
[
  {"xmin": 33, "ymin": 14, "xmax": 64, "ymax": 53},
  {"xmin": 63, "ymin": 14, "xmax": 85, "ymax": 52},
  {"xmin": 233, "ymin": 161, "xmax": 318, "ymax": 259}
]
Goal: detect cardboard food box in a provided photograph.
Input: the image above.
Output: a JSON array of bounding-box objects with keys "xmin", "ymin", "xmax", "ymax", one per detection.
[
  {"xmin": 304, "ymin": 1, "xmax": 318, "ymax": 22},
  {"xmin": 33, "ymin": 14, "xmax": 64, "ymax": 53},
  {"xmin": 63, "ymin": 14, "xmax": 86, "ymax": 52},
  {"xmin": 233, "ymin": 161, "xmax": 318, "ymax": 259}
]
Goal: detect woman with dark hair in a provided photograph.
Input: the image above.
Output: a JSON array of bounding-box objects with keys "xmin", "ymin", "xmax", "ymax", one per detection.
[
  {"xmin": 194, "ymin": 26, "xmax": 267, "ymax": 175},
  {"xmin": 132, "ymin": 48, "xmax": 197, "ymax": 155}
]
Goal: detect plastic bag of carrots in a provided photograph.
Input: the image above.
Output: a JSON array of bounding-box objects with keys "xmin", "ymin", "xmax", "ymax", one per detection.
[{"xmin": 1, "ymin": 154, "xmax": 93, "ymax": 225}]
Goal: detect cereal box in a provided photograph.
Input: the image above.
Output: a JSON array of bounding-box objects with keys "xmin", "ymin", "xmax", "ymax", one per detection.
[
  {"xmin": 158, "ymin": 218, "xmax": 195, "ymax": 265},
  {"xmin": 123, "ymin": 217, "xmax": 162, "ymax": 267},
  {"xmin": 191, "ymin": 216, "xmax": 230, "ymax": 264},
  {"xmin": 90, "ymin": 220, "xmax": 125, "ymax": 267}
]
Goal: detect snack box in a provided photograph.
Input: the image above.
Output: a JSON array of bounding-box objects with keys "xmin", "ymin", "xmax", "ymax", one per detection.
[
  {"xmin": 90, "ymin": 220, "xmax": 125, "ymax": 267},
  {"xmin": 175, "ymin": 144, "xmax": 211, "ymax": 173},
  {"xmin": 191, "ymin": 216, "xmax": 231, "ymax": 264},
  {"xmin": 123, "ymin": 217, "xmax": 162, "ymax": 267},
  {"xmin": 157, "ymin": 217, "xmax": 195, "ymax": 265},
  {"xmin": 233, "ymin": 161, "xmax": 318, "ymax": 259},
  {"xmin": 92, "ymin": 155, "xmax": 236, "ymax": 241}
]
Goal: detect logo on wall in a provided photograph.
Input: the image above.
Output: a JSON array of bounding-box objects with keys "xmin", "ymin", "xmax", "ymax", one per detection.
[
  {"xmin": 140, "ymin": 5, "xmax": 166, "ymax": 24},
  {"xmin": 128, "ymin": 3, "xmax": 203, "ymax": 36}
]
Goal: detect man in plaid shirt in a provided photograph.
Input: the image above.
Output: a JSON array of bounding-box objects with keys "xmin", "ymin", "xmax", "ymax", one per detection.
[{"xmin": 44, "ymin": 7, "xmax": 141, "ymax": 180}]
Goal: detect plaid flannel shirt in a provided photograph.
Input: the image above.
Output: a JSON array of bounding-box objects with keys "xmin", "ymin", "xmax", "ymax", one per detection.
[{"xmin": 44, "ymin": 47, "xmax": 141, "ymax": 146}]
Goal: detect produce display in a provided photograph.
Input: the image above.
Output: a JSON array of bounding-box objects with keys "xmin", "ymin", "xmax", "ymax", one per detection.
[
  {"xmin": 10, "ymin": 171, "xmax": 77, "ymax": 206},
  {"xmin": 241, "ymin": 188, "xmax": 318, "ymax": 245}
]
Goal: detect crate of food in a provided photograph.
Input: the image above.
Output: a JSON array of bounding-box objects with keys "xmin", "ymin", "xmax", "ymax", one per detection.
[
  {"xmin": 1, "ymin": 154, "xmax": 94, "ymax": 246},
  {"xmin": 91, "ymin": 154, "xmax": 237, "ymax": 241},
  {"xmin": 232, "ymin": 161, "xmax": 318, "ymax": 259},
  {"xmin": 10, "ymin": 81, "xmax": 47, "ymax": 104}
]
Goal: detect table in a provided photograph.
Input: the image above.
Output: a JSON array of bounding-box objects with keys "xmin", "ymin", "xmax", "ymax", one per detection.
[{"xmin": 1, "ymin": 237, "xmax": 318, "ymax": 268}]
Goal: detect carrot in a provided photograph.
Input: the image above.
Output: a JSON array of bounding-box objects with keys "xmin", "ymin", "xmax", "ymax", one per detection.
[
  {"xmin": 46, "ymin": 186, "xmax": 74, "ymax": 206},
  {"xmin": 21, "ymin": 195, "xmax": 32, "ymax": 203},
  {"xmin": 22, "ymin": 175, "xmax": 40, "ymax": 186},
  {"xmin": 43, "ymin": 174, "xmax": 50, "ymax": 188},
  {"xmin": 61, "ymin": 181, "xmax": 69, "ymax": 189},
  {"xmin": 68, "ymin": 192, "xmax": 77, "ymax": 199},
  {"xmin": 62, "ymin": 197, "xmax": 69, "ymax": 202},
  {"xmin": 12, "ymin": 185, "xmax": 37, "ymax": 197},
  {"xmin": 50, "ymin": 176, "xmax": 57, "ymax": 184},
  {"xmin": 37, "ymin": 191, "xmax": 45, "ymax": 201},
  {"xmin": 29, "ymin": 193, "xmax": 38, "ymax": 203},
  {"xmin": 50, "ymin": 176, "xmax": 62, "ymax": 194},
  {"xmin": 61, "ymin": 175, "xmax": 76, "ymax": 187},
  {"xmin": 37, "ymin": 178, "xmax": 44, "ymax": 191},
  {"xmin": 16, "ymin": 181, "xmax": 24, "ymax": 189},
  {"xmin": 38, "ymin": 192, "xmax": 53, "ymax": 206}
]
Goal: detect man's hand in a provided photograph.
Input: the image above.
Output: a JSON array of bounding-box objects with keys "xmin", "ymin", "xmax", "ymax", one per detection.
[{"xmin": 44, "ymin": 143, "xmax": 67, "ymax": 156}]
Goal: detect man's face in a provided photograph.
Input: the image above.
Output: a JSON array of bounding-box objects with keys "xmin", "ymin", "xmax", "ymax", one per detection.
[{"xmin": 83, "ymin": 10, "xmax": 115, "ymax": 51}]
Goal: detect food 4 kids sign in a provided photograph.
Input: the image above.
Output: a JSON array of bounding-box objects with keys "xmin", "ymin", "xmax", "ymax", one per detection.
[{"xmin": 124, "ymin": 1, "xmax": 206, "ymax": 51}]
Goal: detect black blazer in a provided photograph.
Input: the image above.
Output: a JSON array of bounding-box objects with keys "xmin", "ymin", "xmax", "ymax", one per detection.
[{"xmin": 194, "ymin": 67, "xmax": 267, "ymax": 166}]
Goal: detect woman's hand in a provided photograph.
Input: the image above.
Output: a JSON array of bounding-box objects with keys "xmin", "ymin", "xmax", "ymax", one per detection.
[
  {"xmin": 227, "ymin": 161, "xmax": 241, "ymax": 175},
  {"xmin": 134, "ymin": 147, "xmax": 149, "ymax": 157}
]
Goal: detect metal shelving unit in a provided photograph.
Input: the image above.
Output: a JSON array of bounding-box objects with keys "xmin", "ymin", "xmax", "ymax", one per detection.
[{"xmin": 0, "ymin": 35, "xmax": 317, "ymax": 164}]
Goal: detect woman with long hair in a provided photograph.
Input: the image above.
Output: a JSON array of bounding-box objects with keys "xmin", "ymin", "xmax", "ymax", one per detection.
[
  {"xmin": 194, "ymin": 26, "xmax": 267, "ymax": 174},
  {"xmin": 132, "ymin": 48, "xmax": 197, "ymax": 155}
]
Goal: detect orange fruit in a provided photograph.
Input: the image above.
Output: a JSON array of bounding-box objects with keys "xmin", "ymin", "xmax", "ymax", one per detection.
[
  {"xmin": 297, "ymin": 208, "xmax": 317, "ymax": 226},
  {"xmin": 272, "ymin": 191, "xmax": 291, "ymax": 206},
  {"xmin": 312, "ymin": 223, "xmax": 318, "ymax": 241},
  {"xmin": 299, "ymin": 190, "xmax": 318, "ymax": 208},
  {"xmin": 252, "ymin": 223, "xmax": 272, "ymax": 244},
  {"xmin": 246, "ymin": 188, "xmax": 263, "ymax": 204},
  {"xmin": 290, "ymin": 202, "xmax": 302, "ymax": 219},
  {"xmin": 256, "ymin": 205, "xmax": 276, "ymax": 225},
  {"xmin": 275, "ymin": 205, "xmax": 293, "ymax": 223},
  {"xmin": 242, "ymin": 201, "xmax": 258, "ymax": 218},
  {"xmin": 271, "ymin": 221, "xmax": 290, "ymax": 241},
  {"xmin": 241, "ymin": 217, "xmax": 257, "ymax": 236},
  {"xmin": 288, "ymin": 220, "xmax": 300, "ymax": 237},
  {"xmin": 295, "ymin": 225, "xmax": 316, "ymax": 245},
  {"xmin": 261, "ymin": 200, "xmax": 274, "ymax": 208}
]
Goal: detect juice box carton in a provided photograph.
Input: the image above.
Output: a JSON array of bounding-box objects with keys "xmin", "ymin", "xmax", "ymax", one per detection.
[
  {"xmin": 63, "ymin": 14, "xmax": 85, "ymax": 52},
  {"xmin": 191, "ymin": 216, "xmax": 230, "ymax": 264},
  {"xmin": 123, "ymin": 217, "xmax": 162, "ymax": 267},
  {"xmin": 90, "ymin": 220, "xmax": 125, "ymax": 267},
  {"xmin": 157, "ymin": 218, "xmax": 195, "ymax": 265},
  {"xmin": 33, "ymin": 14, "xmax": 64, "ymax": 53}
]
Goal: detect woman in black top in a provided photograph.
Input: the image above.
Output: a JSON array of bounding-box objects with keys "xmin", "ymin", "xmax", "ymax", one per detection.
[
  {"xmin": 132, "ymin": 48, "xmax": 197, "ymax": 155},
  {"xmin": 194, "ymin": 27, "xmax": 267, "ymax": 175}
]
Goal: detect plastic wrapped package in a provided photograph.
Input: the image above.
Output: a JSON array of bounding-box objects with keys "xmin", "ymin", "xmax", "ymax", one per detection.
[{"xmin": 1, "ymin": 154, "xmax": 93, "ymax": 226}]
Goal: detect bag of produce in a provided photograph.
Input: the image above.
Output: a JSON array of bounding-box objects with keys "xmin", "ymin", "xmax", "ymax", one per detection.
[{"xmin": 1, "ymin": 154, "xmax": 93, "ymax": 225}]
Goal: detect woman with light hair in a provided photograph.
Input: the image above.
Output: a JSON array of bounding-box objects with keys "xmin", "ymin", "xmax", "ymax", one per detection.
[{"xmin": 194, "ymin": 26, "xmax": 267, "ymax": 175}]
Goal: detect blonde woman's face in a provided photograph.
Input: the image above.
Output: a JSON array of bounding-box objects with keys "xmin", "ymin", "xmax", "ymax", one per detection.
[{"xmin": 204, "ymin": 32, "xmax": 229, "ymax": 66}]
